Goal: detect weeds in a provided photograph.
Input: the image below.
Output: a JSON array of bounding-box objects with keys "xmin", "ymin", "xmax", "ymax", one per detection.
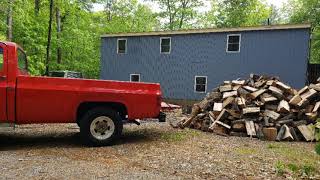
[
  {"xmin": 274, "ymin": 162, "xmax": 316, "ymax": 177},
  {"xmin": 275, "ymin": 161, "xmax": 286, "ymax": 176}
]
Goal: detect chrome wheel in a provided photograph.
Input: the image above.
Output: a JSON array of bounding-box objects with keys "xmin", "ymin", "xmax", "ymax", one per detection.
[{"xmin": 90, "ymin": 116, "xmax": 115, "ymax": 140}]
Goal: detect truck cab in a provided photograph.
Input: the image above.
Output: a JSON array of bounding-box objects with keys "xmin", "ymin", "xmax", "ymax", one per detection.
[{"xmin": 0, "ymin": 42, "xmax": 164, "ymax": 146}]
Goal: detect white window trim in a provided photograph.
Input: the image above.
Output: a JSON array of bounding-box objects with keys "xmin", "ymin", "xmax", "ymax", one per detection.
[
  {"xmin": 194, "ymin": 76, "xmax": 207, "ymax": 93},
  {"xmin": 130, "ymin": 73, "xmax": 140, "ymax": 82},
  {"xmin": 117, "ymin": 38, "xmax": 127, "ymax": 54},
  {"xmin": 226, "ymin": 34, "xmax": 241, "ymax": 53},
  {"xmin": 160, "ymin": 37, "xmax": 171, "ymax": 54}
]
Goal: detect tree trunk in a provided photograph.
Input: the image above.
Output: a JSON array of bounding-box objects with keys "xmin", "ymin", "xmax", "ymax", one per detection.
[
  {"xmin": 56, "ymin": 7, "xmax": 62, "ymax": 64},
  {"xmin": 45, "ymin": 0, "xmax": 54, "ymax": 75},
  {"xmin": 6, "ymin": 0, "xmax": 13, "ymax": 41},
  {"xmin": 34, "ymin": 0, "xmax": 40, "ymax": 16},
  {"xmin": 179, "ymin": 0, "xmax": 189, "ymax": 29}
]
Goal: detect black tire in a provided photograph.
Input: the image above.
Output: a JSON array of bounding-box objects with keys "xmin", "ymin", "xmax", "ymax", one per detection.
[{"xmin": 79, "ymin": 107, "xmax": 123, "ymax": 146}]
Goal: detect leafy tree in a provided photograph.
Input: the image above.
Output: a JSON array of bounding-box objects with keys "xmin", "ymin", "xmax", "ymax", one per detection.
[
  {"xmin": 101, "ymin": 0, "xmax": 159, "ymax": 33},
  {"xmin": 205, "ymin": 0, "xmax": 271, "ymax": 28},
  {"xmin": 284, "ymin": 0, "xmax": 320, "ymax": 64},
  {"xmin": 153, "ymin": 0, "xmax": 203, "ymax": 30}
]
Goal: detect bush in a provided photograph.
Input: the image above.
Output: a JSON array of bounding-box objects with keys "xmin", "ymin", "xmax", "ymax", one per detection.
[{"xmin": 316, "ymin": 143, "xmax": 320, "ymax": 155}]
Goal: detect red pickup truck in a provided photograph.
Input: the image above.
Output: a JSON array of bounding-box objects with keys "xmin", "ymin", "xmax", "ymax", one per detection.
[{"xmin": 0, "ymin": 41, "xmax": 165, "ymax": 146}]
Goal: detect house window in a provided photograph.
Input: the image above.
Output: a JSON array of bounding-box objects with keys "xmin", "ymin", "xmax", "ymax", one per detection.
[
  {"xmin": 160, "ymin": 37, "xmax": 171, "ymax": 54},
  {"xmin": 195, "ymin": 76, "xmax": 207, "ymax": 93},
  {"xmin": 117, "ymin": 39, "xmax": 127, "ymax": 54},
  {"xmin": 130, "ymin": 74, "xmax": 140, "ymax": 82},
  {"xmin": 226, "ymin": 34, "xmax": 241, "ymax": 53}
]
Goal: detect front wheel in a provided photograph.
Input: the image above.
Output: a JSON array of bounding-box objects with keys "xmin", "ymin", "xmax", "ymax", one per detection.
[{"xmin": 80, "ymin": 107, "xmax": 123, "ymax": 146}]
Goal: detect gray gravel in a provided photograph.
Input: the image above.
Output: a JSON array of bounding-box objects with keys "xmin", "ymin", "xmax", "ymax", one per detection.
[{"xmin": 0, "ymin": 113, "xmax": 319, "ymax": 180}]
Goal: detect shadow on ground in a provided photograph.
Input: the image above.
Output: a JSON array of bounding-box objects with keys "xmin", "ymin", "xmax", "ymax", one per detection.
[{"xmin": 0, "ymin": 125, "xmax": 169, "ymax": 151}]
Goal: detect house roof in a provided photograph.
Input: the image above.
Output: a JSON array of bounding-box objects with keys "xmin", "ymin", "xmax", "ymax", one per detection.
[{"xmin": 101, "ymin": 24, "xmax": 311, "ymax": 38}]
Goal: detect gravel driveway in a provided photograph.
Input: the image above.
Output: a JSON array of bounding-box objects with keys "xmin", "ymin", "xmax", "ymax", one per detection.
[{"xmin": 0, "ymin": 113, "xmax": 319, "ymax": 180}]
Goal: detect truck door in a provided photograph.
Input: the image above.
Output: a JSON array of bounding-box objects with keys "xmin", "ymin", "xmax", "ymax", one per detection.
[{"xmin": 0, "ymin": 44, "xmax": 7, "ymax": 123}]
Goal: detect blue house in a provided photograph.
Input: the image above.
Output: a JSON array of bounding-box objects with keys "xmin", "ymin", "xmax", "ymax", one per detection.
[{"xmin": 100, "ymin": 24, "xmax": 311, "ymax": 101}]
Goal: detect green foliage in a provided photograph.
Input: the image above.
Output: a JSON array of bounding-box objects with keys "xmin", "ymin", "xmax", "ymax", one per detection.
[
  {"xmin": 275, "ymin": 161, "xmax": 286, "ymax": 176},
  {"xmin": 0, "ymin": 0, "xmax": 319, "ymax": 78},
  {"xmin": 316, "ymin": 143, "xmax": 320, "ymax": 155},
  {"xmin": 301, "ymin": 164, "xmax": 316, "ymax": 176},
  {"xmin": 287, "ymin": 163, "xmax": 298, "ymax": 172},
  {"xmin": 285, "ymin": 0, "xmax": 320, "ymax": 64},
  {"xmin": 156, "ymin": 0, "xmax": 203, "ymax": 30},
  {"xmin": 267, "ymin": 143, "xmax": 280, "ymax": 149},
  {"xmin": 204, "ymin": 0, "xmax": 271, "ymax": 28},
  {"xmin": 275, "ymin": 161, "xmax": 316, "ymax": 177},
  {"xmin": 160, "ymin": 129, "xmax": 200, "ymax": 142}
]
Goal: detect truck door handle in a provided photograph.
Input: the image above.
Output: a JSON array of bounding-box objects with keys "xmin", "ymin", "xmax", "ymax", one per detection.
[{"xmin": 0, "ymin": 76, "xmax": 5, "ymax": 81}]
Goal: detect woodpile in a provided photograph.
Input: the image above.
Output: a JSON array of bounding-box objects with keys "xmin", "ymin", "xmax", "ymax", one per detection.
[{"xmin": 177, "ymin": 74, "xmax": 320, "ymax": 142}]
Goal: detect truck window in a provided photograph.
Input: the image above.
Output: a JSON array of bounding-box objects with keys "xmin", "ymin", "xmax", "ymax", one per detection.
[
  {"xmin": 17, "ymin": 48, "xmax": 27, "ymax": 72},
  {"xmin": 0, "ymin": 48, "xmax": 3, "ymax": 70}
]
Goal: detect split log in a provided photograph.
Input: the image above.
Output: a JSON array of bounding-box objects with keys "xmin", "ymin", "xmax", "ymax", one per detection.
[
  {"xmin": 232, "ymin": 122, "xmax": 246, "ymax": 132},
  {"xmin": 223, "ymin": 91, "xmax": 237, "ymax": 99},
  {"xmin": 276, "ymin": 81, "xmax": 291, "ymax": 91},
  {"xmin": 213, "ymin": 103, "xmax": 223, "ymax": 112},
  {"xmin": 268, "ymin": 86, "xmax": 283, "ymax": 98},
  {"xmin": 262, "ymin": 127, "xmax": 277, "ymax": 141},
  {"xmin": 243, "ymin": 86, "xmax": 258, "ymax": 92},
  {"xmin": 249, "ymin": 89, "xmax": 266, "ymax": 99},
  {"xmin": 226, "ymin": 109, "xmax": 241, "ymax": 119},
  {"xmin": 266, "ymin": 80, "xmax": 275, "ymax": 86},
  {"xmin": 276, "ymin": 124, "xmax": 294, "ymax": 141},
  {"xmin": 236, "ymin": 97, "xmax": 246, "ymax": 107},
  {"xmin": 264, "ymin": 110, "xmax": 280, "ymax": 120},
  {"xmin": 297, "ymin": 86, "xmax": 308, "ymax": 95},
  {"xmin": 223, "ymin": 97, "xmax": 234, "ymax": 108},
  {"xmin": 297, "ymin": 98, "xmax": 309, "ymax": 107},
  {"xmin": 232, "ymin": 85, "xmax": 241, "ymax": 91},
  {"xmin": 297, "ymin": 125, "xmax": 315, "ymax": 141},
  {"xmin": 181, "ymin": 105, "xmax": 201, "ymax": 128},
  {"xmin": 309, "ymin": 83, "xmax": 320, "ymax": 91},
  {"xmin": 289, "ymin": 95, "xmax": 302, "ymax": 105},
  {"xmin": 277, "ymin": 100, "xmax": 290, "ymax": 113},
  {"xmin": 216, "ymin": 120, "xmax": 231, "ymax": 129},
  {"xmin": 245, "ymin": 121, "xmax": 256, "ymax": 136},
  {"xmin": 232, "ymin": 80, "xmax": 245, "ymax": 85},
  {"xmin": 219, "ymin": 84, "xmax": 232, "ymax": 92},
  {"xmin": 300, "ymin": 89, "xmax": 317, "ymax": 100},
  {"xmin": 237, "ymin": 87, "xmax": 250, "ymax": 97},
  {"xmin": 254, "ymin": 80, "xmax": 266, "ymax": 88},
  {"xmin": 243, "ymin": 107, "xmax": 260, "ymax": 114},
  {"xmin": 209, "ymin": 109, "xmax": 227, "ymax": 129},
  {"xmin": 312, "ymin": 101, "xmax": 320, "ymax": 112}
]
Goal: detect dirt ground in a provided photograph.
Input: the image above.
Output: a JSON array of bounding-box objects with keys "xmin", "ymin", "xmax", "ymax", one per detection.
[{"xmin": 0, "ymin": 113, "xmax": 319, "ymax": 180}]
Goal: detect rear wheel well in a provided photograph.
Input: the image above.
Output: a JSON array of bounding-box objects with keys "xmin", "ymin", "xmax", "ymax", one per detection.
[{"xmin": 77, "ymin": 102, "xmax": 128, "ymax": 124}]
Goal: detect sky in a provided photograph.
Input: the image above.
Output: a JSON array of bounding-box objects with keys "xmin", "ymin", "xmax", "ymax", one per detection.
[{"xmin": 93, "ymin": 0, "xmax": 289, "ymax": 12}]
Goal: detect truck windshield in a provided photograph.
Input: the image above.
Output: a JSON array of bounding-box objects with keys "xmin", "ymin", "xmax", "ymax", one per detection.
[
  {"xmin": 17, "ymin": 48, "xmax": 27, "ymax": 72},
  {"xmin": 0, "ymin": 48, "xmax": 3, "ymax": 70}
]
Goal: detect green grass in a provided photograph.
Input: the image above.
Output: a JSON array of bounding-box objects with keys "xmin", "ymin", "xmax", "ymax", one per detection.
[
  {"xmin": 268, "ymin": 144, "xmax": 319, "ymax": 177},
  {"xmin": 275, "ymin": 161, "xmax": 316, "ymax": 177},
  {"xmin": 267, "ymin": 143, "xmax": 281, "ymax": 149},
  {"xmin": 235, "ymin": 147, "xmax": 258, "ymax": 155},
  {"xmin": 287, "ymin": 163, "xmax": 298, "ymax": 173},
  {"xmin": 160, "ymin": 129, "xmax": 201, "ymax": 142},
  {"xmin": 275, "ymin": 161, "xmax": 286, "ymax": 176}
]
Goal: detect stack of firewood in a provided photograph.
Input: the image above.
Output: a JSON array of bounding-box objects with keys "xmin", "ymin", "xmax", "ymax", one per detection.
[{"xmin": 177, "ymin": 74, "xmax": 320, "ymax": 141}]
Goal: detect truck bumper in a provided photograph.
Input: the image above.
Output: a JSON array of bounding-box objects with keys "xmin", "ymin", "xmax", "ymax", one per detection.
[{"xmin": 158, "ymin": 112, "xmax": 166, "ymax": 122}]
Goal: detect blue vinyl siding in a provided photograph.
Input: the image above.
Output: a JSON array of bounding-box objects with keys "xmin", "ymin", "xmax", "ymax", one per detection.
[{"xmin": 101, "ymin": 28, "xmax": 310, "ymax": 100}]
